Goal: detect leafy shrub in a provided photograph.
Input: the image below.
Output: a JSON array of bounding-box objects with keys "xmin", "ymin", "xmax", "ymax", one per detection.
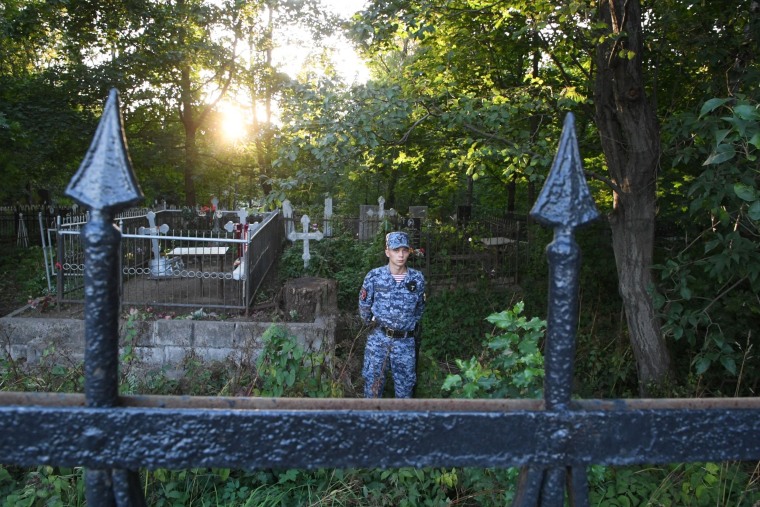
[
  {"xmin": 253, "ymin": 325, "xmax": 334, "ymax": 397},
  {"xmin": 420, "ymin": 286, "xmax": 516, "ymax": 362},
  {"xmin": 654, "ymin": 98, "xmax": 760, "ymax": 395},
  {"xmin": 588, "ymin": 462, "xmax": 760, "ymax": 506},
  {"xmin": 0, "ymin": 246, "xmax": 50, "ymax": 310},
  {"xmin": 442, "ymin": 301, "xmax": 545, "ymax": 399}
]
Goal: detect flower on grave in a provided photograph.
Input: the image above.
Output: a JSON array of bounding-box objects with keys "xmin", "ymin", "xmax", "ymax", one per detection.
[{"xmin": 414, "ymin": 247, "xmax": 425, "ymax": 257}]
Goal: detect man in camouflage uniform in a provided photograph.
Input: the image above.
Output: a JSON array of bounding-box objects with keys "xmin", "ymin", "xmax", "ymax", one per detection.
[{"xmin": 359, "ymin": 231, "xmax": 426, "ymax": 398}]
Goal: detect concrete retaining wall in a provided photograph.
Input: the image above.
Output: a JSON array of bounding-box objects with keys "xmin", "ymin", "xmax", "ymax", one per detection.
[{"xmin": 0, "ymin": 317, "xmax": 335, "ymax": 376}]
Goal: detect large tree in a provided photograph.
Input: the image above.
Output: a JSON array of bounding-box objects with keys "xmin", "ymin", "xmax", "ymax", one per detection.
[
  {"xmin": 594, "ymin": 0, "xmax": 672, "ymax": 389},
  {"xmin": 350, "ymin": 0, "xmax": 676, "ymax": 391}
]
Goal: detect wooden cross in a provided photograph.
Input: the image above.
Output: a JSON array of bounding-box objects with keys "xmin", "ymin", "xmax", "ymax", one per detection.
[
  {"xmin": 288, "ymin": 214, "xmax": 323, "ymax": 268},
  {"xmin": 138, "ymin": 211, "xmax": 169, "ymax": 262}
]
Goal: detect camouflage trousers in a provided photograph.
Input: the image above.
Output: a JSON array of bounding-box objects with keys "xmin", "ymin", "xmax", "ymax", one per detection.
[{"xmin": 362, "ymin": 329, "xmax": 416, "ymax": 398}]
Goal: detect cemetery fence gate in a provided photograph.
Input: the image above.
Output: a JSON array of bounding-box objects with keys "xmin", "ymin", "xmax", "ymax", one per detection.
[{"xmin": 1, "ymin": 89, "xmax": 759, "ymax": 506}]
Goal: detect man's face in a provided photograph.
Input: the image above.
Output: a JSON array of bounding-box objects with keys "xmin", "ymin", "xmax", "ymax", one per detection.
[{"xmin": 386, "ymin": 246, "xmax": 410, "ymax": 266}]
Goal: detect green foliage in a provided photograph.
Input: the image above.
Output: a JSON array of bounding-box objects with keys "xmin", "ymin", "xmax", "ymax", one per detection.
[
  {"xmin": 0, "ymin": 342, "xmax": 84, "ymax": 394},
  {"xmin": 588, "ymin": 462, "xmax": 760, "ymax": 507},
  {"xmin": 0, "ymin": 465, "xmax": 85, "ymax": 506},
  {"xmin": 654, "ymin": 98, "xmax": 760, "ymax": 394},
  {"xmin": 0, "ymin": 246, "xmax": 49, "ymax": 309},
  {"xmin": 420, "ymin": 286, "xmax": 510, "ymax": 361},
  {"xmin": 253, "ymin": 325, "xmax": 333, "ymax": 398},
  {"xmin": 442, "ymin": 301, "xmax": 545, "ymax": 399}
]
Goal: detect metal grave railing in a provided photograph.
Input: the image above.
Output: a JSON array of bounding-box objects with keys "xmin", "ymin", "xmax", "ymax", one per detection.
[{"xmin": 0, "ymin": 89, "xmax": 758, "ymax": 506}]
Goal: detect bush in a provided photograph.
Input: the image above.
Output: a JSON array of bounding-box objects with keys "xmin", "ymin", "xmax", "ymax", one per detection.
[{"xmin": 442, "ymin": 301, "xmax": 545, "ymax": 399}]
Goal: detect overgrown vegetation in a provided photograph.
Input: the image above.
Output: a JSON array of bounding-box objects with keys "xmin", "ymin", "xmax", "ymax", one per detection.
[
  {"xmin": 3, "ymin": 220, "xmax": 759, "ymax": 503},
  {"xmin": 0, "ymin": 246, "xmax": 49, "ymax": 315}
]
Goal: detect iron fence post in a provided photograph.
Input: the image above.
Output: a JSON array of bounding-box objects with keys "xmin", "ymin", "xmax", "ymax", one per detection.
[
  {"xmin": 65, "ymin": 88, "xmax": 145, "ymax": 507},
  {"xmin": 521, "ymin": 112, "xmax": 601, "ymax": 505}
]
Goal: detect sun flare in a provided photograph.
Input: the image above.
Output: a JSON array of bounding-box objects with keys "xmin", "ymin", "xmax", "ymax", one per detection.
[{"xmin": 218, "ymin": 102, "xmax": 249, "ymax": 142}]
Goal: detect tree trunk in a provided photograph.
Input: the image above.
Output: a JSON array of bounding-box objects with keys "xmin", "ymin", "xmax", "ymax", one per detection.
[
  {"xmin": 595, "ymin": 0, "xmax": 672, "ymax": 392},
  {"xmin": 178, "ymin": 19, "xmax": 197, "ymax": 207},
  {"xmin": 281, "ymin": 277, "xmax": 338, "ymax": 322}
]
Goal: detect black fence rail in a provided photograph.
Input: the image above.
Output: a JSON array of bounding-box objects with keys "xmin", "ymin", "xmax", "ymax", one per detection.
[{"xmin": 1, "ymin": 90, "xmax": 758, "ymax": 507}]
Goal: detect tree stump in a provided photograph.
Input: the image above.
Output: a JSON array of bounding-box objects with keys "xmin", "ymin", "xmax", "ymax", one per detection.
[{"xmin": 281, "ymin": 277, "xmax": 338, "ymax": 322}]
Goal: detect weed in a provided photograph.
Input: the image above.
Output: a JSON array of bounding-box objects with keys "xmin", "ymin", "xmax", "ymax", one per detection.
[{"xmin": 441, "ymin": 301, "xmax": 545, "ymax": 399}]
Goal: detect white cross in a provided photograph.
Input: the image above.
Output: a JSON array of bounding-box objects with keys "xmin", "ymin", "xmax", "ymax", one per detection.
[
  {"xmin": 288, "ymin": 214, "xmax": 323, "ymax": 268},
  {"xmin": 139, "ymin": 211, "xmax": 169, "ymax": 261},
  {"xmin": 224, "ymin": 208, "xmax": 249, "ymax": 234}
]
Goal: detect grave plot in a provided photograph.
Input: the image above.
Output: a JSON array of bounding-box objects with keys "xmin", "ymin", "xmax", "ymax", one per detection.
[
  {"xmin": 53, "ymin": 205, "xmax": 282, "ymax": 312},
  {"xmin": 120, "ymin": 209, "xmax": 264, "ymax": 311}
]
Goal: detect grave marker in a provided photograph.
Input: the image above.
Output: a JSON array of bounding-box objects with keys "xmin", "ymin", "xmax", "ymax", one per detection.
[
  {"xmin": 211, "ymin": 197, "xmax": 222, "ymax": 232},
  {"xmin": 407, "ymin": 206, "xmax": 427, "ymax": 246},
  {"xmin": 138, "ymin": 211, "xmax": 172, "ymax": 277},
  {"xmin": 224, "ymin": 209, "xmax": 251, "ymax": 281},
  {"xmin": 288, "ymin": 214, "xmax": 323, "ymax": 268},
  {"xmin": 16, "ymin": 213, "xmax": 29, "ymax": 247},
  {"xmin": 283, "ymin": 199, "xmax": 295, "ymax": 238},
  {"xmin": 323, "ymin": 197, "xmax": 333, "ymax": 237},
  {"xmin": 359, "ymin": 196, "xmax": 385, "ymax": 240}
]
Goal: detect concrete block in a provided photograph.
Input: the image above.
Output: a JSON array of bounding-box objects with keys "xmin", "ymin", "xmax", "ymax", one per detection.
[
  {"xmin": 196, "ymin": 347, "xmax": 234, "ymax": 363},
  {"xmin": 134, "ymin": 346, "xmax": 164, "ymax": 365},
  {"xmin": 194, "ymin": 321, "xmax": 236, "ymax": 349},
  {"xmin": 164, "ymin": 346, "xmax": 189, "ymax": 365},
  {"xmin": 153, "ymin": 320, "xmax": 193, "ymax": 347}
]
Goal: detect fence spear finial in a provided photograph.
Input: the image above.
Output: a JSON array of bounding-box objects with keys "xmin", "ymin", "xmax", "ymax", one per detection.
[
  {"xmin": 65, "ymin": 88, "xmax": 144, "ymax": 212},
  {"xmin": 530, "ymin": 112, "xmax": 600, "ymax": 412},
  {"xmin": 530, "ymin": 113, "xmax": 599, "ymax": 230}
]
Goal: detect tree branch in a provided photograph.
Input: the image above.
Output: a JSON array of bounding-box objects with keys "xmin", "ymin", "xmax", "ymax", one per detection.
[
  {"xmin": 702, "ymin": 275, "xmax": 749, "ymax": 315},
  {"xmin": 396, "ymin": 112, "xmax": 430, "ymax": 144},
  {"xmin": 585, "ymin": 170, "xmax": 623, "ymax": 195}
]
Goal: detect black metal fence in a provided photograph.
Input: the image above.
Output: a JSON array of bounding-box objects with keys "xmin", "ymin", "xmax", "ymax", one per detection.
[
  {"xmin": 284, "ymin": 212, "xmax": 529, "ymax": 288},
  {"xmin": 1, "ymin": 90, "xmax": 758, "ymax": 506}
]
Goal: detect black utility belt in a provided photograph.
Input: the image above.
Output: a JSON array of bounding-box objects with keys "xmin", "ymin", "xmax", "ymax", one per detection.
[{"xmin": 379, "ymin": 325, "xmax": 415, "ymax": 339}]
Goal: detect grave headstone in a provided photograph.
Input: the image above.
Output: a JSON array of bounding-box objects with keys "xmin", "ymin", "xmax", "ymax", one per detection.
[
  {"xmin": 409, "ymin": 206, "xmax": 427, "ymax": 220},
  {"xmin": 359, "ymin": 205, "xmax": 378, "ymax": 240},
  {"xmin": 283, "ymin": 199, "xmax": 295, "ymax": 238},
  {"xmin": 323, "ymin": 197, "xmax": 333, "ymax": 238},
  {"xmin": 359, "ymin": 197, "xmax": 385, "ymax": 241},
  {"xmin": 288, "ymin": 214, "xmax": 323, "ymax": 268}
]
